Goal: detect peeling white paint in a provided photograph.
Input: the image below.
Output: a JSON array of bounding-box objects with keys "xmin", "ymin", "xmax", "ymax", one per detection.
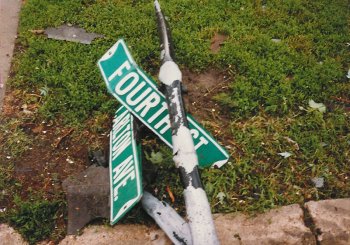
[
  {"xmin": 154, "ymin": 0, "xmax": 161, "ymax": 13},
  {"xmin": 159, "ymin": 61, "xmax": 182, "ymax": 86},
  {"xmin": 142, "ymin": 191, "xmax": 193, "ymax": 245},
  {"xmin": 184, "ymin": 186, "xmax": 219, "ymax": 245},
  {"xmin": 153, "ymin": 2, "xmax": 220, "ymax": 243},
  {"xmin": 172, "ymin": 126, "xmax": 198, "ymax": 173}
]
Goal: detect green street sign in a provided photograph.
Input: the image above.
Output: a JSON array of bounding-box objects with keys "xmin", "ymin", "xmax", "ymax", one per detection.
[
  {"xmin": 99, "ymin": 39, "xmax": 229, "ymax": 168},
  {"xmin": 109, "ymin": 106, "xmax": 142, "ymax": 225}
]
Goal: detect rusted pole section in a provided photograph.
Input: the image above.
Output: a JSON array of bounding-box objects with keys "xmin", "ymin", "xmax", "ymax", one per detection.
[{"xmin": 154, "ymin": 1, "xmax": 219, "ymax": 244}]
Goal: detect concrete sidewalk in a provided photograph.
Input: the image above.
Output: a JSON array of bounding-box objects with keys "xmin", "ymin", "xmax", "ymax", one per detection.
[{"xmin": 0, "ymin": 0, "xmax": 21, "ymax": 109}]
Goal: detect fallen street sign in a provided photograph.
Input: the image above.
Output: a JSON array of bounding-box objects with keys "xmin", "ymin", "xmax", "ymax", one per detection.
[
  {"xmin": 99, "ymin": 39, "xmax": 229, "ymax": 168},
  {"xmin": 99, "ymin": 40, "xmax": 229, "ymax": 168},
  {"xmin": 109, "ymin": 105, "xmax": 142, "ymax": 225}
]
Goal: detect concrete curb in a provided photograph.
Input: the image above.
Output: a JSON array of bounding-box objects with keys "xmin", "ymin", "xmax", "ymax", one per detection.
[
  {"xmin": 2, "ymin": 198, "xmax": 350, "ymax": 244},
  {"xmin": 0, "ymin": 0, "xmax": 21, "ymax": 109},
  {"xmin": 213, "ymin": 204, "xmax": 315, "ymax": 244},
  {"xmin": 0, "ymin": 224, "xmax": 27, "ymax": 245},
  {"xmin": 59, "ymin": 204, "xmax": 315, "ymax": 245},
  {"xmin": 305, "ymin": 199, "xmax": 350, "ymax": 244}
]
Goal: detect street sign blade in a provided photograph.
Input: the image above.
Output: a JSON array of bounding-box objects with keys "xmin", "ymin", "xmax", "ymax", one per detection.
[
  {"xmin": 99, "ymin": 39, "xmax": 229, "ymax": 168},
  {"xmin": 109, "ymin": 105, "xmax": 142, "ymax": 225}
]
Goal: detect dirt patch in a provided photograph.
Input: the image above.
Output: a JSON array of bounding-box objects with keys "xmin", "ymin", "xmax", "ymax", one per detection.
[
  {"xmin": 13, "ymin": 129, "xmax": 88, "ymax": 192},
  {"xmin": 0, "ymin": 89, "xmax": 110, "ymax": 204},
  {"xmin": 182, "ymin": 68, "xmax": 240, "ymax": 157},
  {"xmin": 182, "ymin": 68, "xmax": 230, "ymax": 120},
  {"xmin": 1, "ymin": 89, "xmax": 22, "ymax": 117},
  {"xmin": 331, "ymin": 96, "xmax": 350, "ymax": 112},
  {"xmin": 210, "ymin": 33, "xmax": 228, "ymax": 54}
]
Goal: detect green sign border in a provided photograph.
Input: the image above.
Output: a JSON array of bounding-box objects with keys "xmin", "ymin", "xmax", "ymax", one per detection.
[{"xmin": 109, "ymin": 106, "xmax": 142, "ymax": 225}]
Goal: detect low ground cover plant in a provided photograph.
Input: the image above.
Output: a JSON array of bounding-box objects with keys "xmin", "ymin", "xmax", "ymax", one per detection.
[{"xmin": 0, "ymin": 0, "xmax": 349, "ymax": 242}]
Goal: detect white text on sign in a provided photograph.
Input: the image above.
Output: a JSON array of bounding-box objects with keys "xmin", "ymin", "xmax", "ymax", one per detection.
[
  {"xmin": 111, "ymin": 110, "xmax": 136, "ymax": 202},
  {"xmin": 109, "ymin": 60, "xmax": 209, "ymax": 150}
]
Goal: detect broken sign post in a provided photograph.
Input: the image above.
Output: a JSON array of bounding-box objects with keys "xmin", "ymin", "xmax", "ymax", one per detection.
[
  {"xmin": 141, "ymin": 191, "xmax": 193, "ymax": 245},
  {"xmin": 98, "ymin": 39, "xmax": 229, "ymax": 169},
  {"xmin": 154, "ymin": 1, "xmax": 219, "ymax": 244},
  {"xmin": 98, "ymin": 29, "xmax": 223, "ymax": 245},
  {"xmin": 97, "ymin": 2, "xmax": 228, "ymax": 242}
]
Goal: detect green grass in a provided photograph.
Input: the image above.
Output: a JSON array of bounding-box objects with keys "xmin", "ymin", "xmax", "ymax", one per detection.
[
  {"xmin": 203, "ymin": 109, "xmax": 350, "ymax": 212},
  {"xmin": 2, "ymin": 0, "xmax": 350, "ymax": 235},
  {"xmin": 0, "ymin": 162, "xmax": 64, "ymax": 244},
  {"xmin": 11, "ymin": 0, "xmax": 349, "ymax": 121},
  {"xmin": 0, "ymin": 164, "xmax": 19, "ymax": 210},
  {"xmin": 9, "ymin": 198, "xmax": 65, "ymax": 245},
  {"xmin": 0, "ymin": 119, "xmax": 33, "ymax": 158}
]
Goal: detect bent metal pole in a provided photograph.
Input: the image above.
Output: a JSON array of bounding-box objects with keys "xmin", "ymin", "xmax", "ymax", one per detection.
[{"xmin": 154, "ymin": 1, "xmax": 219, "ymax": 244}]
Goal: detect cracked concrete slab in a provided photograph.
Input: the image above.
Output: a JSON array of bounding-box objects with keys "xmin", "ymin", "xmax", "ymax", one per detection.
[
  {"xmin": 0, "ymin": 224, "xmax": 27, "ymax": 245},
  {"xmin": 59, "ymin": 225, "xmax": 171, "ymax": 245},
  {"xmin": 305, "ymin": 199, "xmax": 350, "ymax": 244},
  {"xmin": 0, "ymin": 0, "xmax": 21, "ymax": 109},
  {"xmin": 214, "ymin": 204, "xmax": 316, "ymax": 244},
  {"xmin": 58, "ymin": 204, "xmax": 316, "ymax": 245},
  {"xmin": 5, "ymin": 200, "xmax": 350, "ymax": 244}
]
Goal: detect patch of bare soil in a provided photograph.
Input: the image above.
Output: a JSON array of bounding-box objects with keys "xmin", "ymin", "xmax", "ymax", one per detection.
[
  {"xmin": 331, "ymin": 96, "xmax": 350, "ymax": 112},
  {"xmin": 210, "ymin": 33, "xmax": 228, "ymax": 54},
  {"xmin": 182, "ymin": 68, "xmax": 241, "ymax": 157},
  {"xmin": 0, "ymin": 90, "xmax": 109, "ymax": 203}
]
